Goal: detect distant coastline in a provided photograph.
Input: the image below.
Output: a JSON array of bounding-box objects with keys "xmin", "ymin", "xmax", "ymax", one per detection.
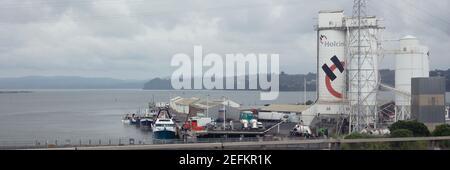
[
  {"xmin": 0, "ymin": 91, "xmax": 33, "ymax": 94},
  {"xmin": 0, "ymin": 69, "xmax": 448, "ymax": 91},
  {"xmin": 143, "ymin": 69, "xmax": 450, "ymax": 92}
]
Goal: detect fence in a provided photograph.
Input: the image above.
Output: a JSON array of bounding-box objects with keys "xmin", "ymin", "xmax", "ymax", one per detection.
[
  {"xmin": 0, "ymin": 136, "xmax": 297, "ymax": 150},
  {"xmin": 2, "ymin": 136, "xmax": 450, "ymax": 150}
]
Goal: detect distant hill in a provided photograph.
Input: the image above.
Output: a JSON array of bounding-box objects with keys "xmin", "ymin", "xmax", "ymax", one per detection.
[
  {"xmin": 143, "ymin": 69, "xmax": 449, "ymax": 91},
  {"xmin": 0, "ymin": 76, "xmax": 146, "ymax": 89},
  {"xmin": 143, "ymin": 78, "xmax": 173, "ymax": 90},
  {"xmin": 143, "ymin": 72, "xmax": 320, "ymax": 91},
  {"xmin": 143, "ymin": 72, "xmax": 318, "ymax": 91},
  {"xmin": 2, "ymin": 69, "xmax": 448, "ymax": 91},
  {"xmin": 379, "ymin": 69, "xmax": 450, "ymax": 91},
  {"xmin": 430, "ymin": 69, "xmax": 450, "ymax": 91}
]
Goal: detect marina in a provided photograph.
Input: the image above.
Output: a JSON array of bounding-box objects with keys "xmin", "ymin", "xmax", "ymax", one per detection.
[
  {"xmin": 0, "ymin": 89, "xmax": 448, "ymax": 149},
  {"xmin": 119, "ymin": 98, "xmax": 297, "ymax": 141},
  {"xmin": 0, "ymin": 90, "xmax": 319, "ymax": 145},
  {"xmin": 0, "ymin": 1, "xmax": 449, "ymax": 152}
]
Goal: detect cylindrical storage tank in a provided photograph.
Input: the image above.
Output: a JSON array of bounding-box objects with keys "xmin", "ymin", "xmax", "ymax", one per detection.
[
  {"xmin": 317, "ymin": 10, "xmax": 346, "ymax": 103},
  {"xmin": 347, "ymin": 18, "xmax": 380, "ymax": 107},
  {"xmin": 395, "ymin": 35, "xmax": 430, "ymax": 106}
]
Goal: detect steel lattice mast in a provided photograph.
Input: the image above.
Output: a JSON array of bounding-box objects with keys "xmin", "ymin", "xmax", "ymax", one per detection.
[{"xmin": 347, "ymin": 0, "xmax": 382, "ymax": 132}]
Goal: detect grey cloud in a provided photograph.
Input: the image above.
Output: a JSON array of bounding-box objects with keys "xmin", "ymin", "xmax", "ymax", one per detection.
[{"xmin": 0, "ymin": 0, "xmax": 449, "ymax": 79}]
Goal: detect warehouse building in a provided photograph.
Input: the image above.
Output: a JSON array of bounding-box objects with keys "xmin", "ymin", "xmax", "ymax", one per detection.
[{"xmin": 411, "ymin": 77, "xmax": 446, "ymax": 130}]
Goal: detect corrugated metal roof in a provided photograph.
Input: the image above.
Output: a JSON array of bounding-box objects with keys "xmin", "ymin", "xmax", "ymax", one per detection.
[
  {"xmin": 260, "ymin": 104, "xmax": 310, "ymax": 113},
  {"xmin": 319, "ymin": 10, "xmax": 344, "ymax": 13},
  {"xmin": 191, "ymin": 99, "xmax": 240, "ymax": 109},
  {"xmin": 239, "ymin": 106, "xmax": 262, "ymax": 111},
  {"xmin": 174, "ymin": 97, "xmax": 200, "ymax": 106},
  {"xmin": 191, "ymin": 101, "xmax": 221, "ymax": 109}
]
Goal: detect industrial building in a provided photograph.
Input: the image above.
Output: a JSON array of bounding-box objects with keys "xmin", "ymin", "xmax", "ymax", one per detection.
[
  {"xmin": 301, "ymin": 8, "xmax": 384, "ymax": 133},
  {"xmin": 301, "ymin": 0, "xmax": 440, "ymax": 134},
  {"xmin": 395, "ymin": 36, "xmax": 430, "ymax": 121},
  {"xmin": 170, "ymin": 97, "xmax": 200, "ymax": 114},
  {"xmin": 258, "ymin": 104, "xmax": 310, "ymax": 123},
  {"xmin": 169, "ymin": 96, "xmax": 241, "ymax": 121},
  {"xmin": 189, "ymin": 99, "xmax": 241, "ymax": 121},
  {"xmin": 411, "ymin": 77, "xmax": 446, "ymax": 130}
]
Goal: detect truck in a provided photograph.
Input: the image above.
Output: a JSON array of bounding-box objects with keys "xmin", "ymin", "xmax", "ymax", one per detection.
[{"xmin": 240, "ymin": 111, "xmax": 263, "ymax": 130}]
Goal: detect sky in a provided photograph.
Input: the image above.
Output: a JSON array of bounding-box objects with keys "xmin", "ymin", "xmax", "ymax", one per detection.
[{"xmin": 0, "ymin": 0, "xmax": 449, "ymax": 80}]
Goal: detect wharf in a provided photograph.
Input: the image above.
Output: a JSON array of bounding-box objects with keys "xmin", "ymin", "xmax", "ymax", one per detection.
[{"xmin": 183, "ymin": 120, "xmax": 288, "ymax": 138}]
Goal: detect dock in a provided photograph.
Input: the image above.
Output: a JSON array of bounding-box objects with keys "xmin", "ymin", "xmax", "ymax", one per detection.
[{"xmin": 183, "ymin": 120, "xmax": 288, "ymax": 138}]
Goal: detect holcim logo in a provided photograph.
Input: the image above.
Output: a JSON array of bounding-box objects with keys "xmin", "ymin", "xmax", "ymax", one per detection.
[
  {"xmin": 320, "ymin": 34, "xmax": 345, "ymax": 47},
  {"xmin": 322, "ymin": 55, "xmax": 345, "ymax": 99},
  {"xmin": 320, "ymin": 35, "xmax": 327, "ymax": 44}
]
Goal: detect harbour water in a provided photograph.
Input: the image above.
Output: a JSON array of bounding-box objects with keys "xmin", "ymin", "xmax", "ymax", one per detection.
[
  {"xmin": 0, "ymin": 89, "xmax": 448, "ymax": 143},
  {"xmin": 0, "ymin": 90, "xmax": 316, "ymax": 143}
]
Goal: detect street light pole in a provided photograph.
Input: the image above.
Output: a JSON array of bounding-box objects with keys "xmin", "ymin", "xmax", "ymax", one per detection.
[{"xmin": 206, "ymin": 94, "xmax": 209, "ymax": 117}]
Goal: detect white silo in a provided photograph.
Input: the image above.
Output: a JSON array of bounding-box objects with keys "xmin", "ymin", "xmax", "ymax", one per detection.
[
  {"xmin": 300, "ymin": 10, "xmax": 349, "ymax": 127},
  {"xmin": 395, "ymin": 35, "xmax": 430, "ymax": 120},
  {"xmin": 345, "ymin": 16, "xmax": 382, "ymax": 129},
  {"xmin": 316, "ymin": 10, "xmax": 347, "ymax": 103}
]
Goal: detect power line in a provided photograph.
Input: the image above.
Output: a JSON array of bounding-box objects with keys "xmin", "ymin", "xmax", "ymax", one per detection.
[
  {"xmin": 375, "ymin": 0, "xmax": 448, "ymax": 36},
  {"xmin": 399, "ymin": 0, "xmax": 450, "ymax": 26}
]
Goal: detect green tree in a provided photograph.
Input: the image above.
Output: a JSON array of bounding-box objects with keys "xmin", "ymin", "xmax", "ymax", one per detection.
[
  {"xmin": 389, "ymin": 120, "xmax": 430, "ymax": 137},
  {"xmin": 432, "ymin": 124, "xmax": 450, "ymax": 136},
  {"xmin": 390, "ymin": 129, "xmax": 413, "ymax": 138},
  {"xmin": 340, "ymin": 133, "xmax": 390, "ymax": 150},
  {"xmin": 389, "ymin": 129, "xmax": 427, "ymax": 150},
  {"xmin": 431, "ymin": 124, "xmax": 450, "ymax": 149}
]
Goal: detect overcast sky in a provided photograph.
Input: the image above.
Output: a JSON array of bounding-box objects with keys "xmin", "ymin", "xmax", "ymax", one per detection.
[{"xmin": 0, "ymin": 0, "xmax": 449, "ymax": 80}]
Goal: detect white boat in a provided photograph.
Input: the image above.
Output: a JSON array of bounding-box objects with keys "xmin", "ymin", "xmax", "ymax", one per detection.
[
  {"xmin": 152, "ymin": 109, "xmax": 177, "ymax": 139},
  {"xmin": 122, "ymin": 114, "xmax": 132, "ymax": 124},
  {"xmin": 122, "ymin": 119, "xmax": 131, "ymax": 124}
]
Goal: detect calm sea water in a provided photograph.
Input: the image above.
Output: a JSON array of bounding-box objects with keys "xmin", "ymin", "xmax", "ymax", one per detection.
[
  {"xmin": 0, "ymin": 90, "xmax": 448, "ymax": 142},
  {"xmin": 0, "ymin": 90, "xmax": 316, "ymax": 142}
]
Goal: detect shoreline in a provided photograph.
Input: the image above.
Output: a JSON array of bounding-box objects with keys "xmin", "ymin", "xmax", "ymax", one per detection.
[{"xmin": 0, "ymin": 91, "xmax": 33, "ymax": 94}]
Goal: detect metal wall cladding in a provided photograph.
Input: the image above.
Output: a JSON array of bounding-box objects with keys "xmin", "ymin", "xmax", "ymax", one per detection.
[
  {"xmin": 208, "ymin": 105, "xmax": 241, "ymax": 121},
  {"xmin": 411, "ymin": 77, "xmax": 446, "ymax": 123},
  {"xmin": 411, "ymin": 77, "xmax": 446, "ymax": 95},
  {"xmin": 411, "ymin": 105, "xmax": 446, "ymax": 123},
  {"xmin": 412, "ymin": 95, "xmax": 445, "ymax": 106}
]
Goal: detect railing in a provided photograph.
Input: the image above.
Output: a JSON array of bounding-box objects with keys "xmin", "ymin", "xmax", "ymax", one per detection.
[
  {"xmin": 3, "ymin": 136, "xmax": 450, "ymax": 150},
  {"xmin": 0, "ymin": 136, "xmax": 309, "ymax": 150},
  {"xmin": 0, "ymin": 137, "xmax": 152, "ymax": 150}
]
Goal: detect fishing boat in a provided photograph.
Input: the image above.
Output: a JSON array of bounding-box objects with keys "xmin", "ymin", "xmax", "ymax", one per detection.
[
  {"xmin": 139, "ymin": 113, "xmax": 154, "ymax": 127},
  {"xmin": 139, "ymin": 102, "xmax": 159, "ymax": 127},
  {"xmin": 122, "ymin": 114, "xmax": 132, "ymax": 124},
  {"xmin": 152, "ymin": 108, "xmax": 177, "ymax": 139},
  {"xmin": 129, "ymin": 113, "xmax": 140, "ymax": 125}
]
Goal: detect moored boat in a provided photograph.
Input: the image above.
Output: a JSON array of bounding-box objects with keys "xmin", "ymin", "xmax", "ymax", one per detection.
[
  {"xmin": 129, "ymin": 113, "xmax": 140, "ymax": 125},
  {"xmin": 152, "ymin": 108, "xmax": 177, "ymax": 139},
  {"xmin": 139, "ymin": 114, "xmax": 154, "ymax": 127},
  {"xmin": 122, "ymin": 114, "xmax": 132, "ymax": 124}
]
